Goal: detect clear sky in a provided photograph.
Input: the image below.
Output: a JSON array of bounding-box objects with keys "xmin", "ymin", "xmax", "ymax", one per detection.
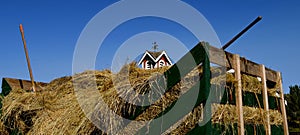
[{"xmin": 0, "ymin": 0, "xmax": 299, "ymax": 93}]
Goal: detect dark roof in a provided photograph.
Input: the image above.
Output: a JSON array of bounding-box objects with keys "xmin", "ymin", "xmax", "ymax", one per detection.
[
  {"xmin": 146, "ymin": 50, "xmax": 163, "ymax": 59},
  {"xmin": 2, "ymin": 78, "xmax": 48, "ymax": 91}
]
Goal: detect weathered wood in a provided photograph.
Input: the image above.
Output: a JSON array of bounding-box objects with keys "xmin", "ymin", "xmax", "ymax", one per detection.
[
  {"xmin": 233, "ymin": 54, "xmax": 244, "ymax": 135},
  {"xmin": 260, "ymin": 65, "xmax": 271, "ymax": 135},
  {"xmin": 2, "ymin": 78, "xmax": 47, "ymax": 95},
  {"xmin": 208, "ymin": 45, "xmax": 278, "ymax": 82},
  {"xmin": 208, "ymin": 45, "xmax": 227, "ymax": 67},
  {"xmin": 277, "ymin": 72, "xmax": 289, "ymax": 135},
  {"xmin": 265, "ymin": 68, "xmax": 278, "ymax": 83}
]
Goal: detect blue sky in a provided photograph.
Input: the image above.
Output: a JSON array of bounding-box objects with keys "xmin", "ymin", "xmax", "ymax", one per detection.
[{"xmin": 0, "ymin": 0, "xmax": 299, "ymax": 93}]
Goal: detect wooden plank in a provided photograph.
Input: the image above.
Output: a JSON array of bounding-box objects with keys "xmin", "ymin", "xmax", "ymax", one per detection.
[
  {"xmin": 265, "ymin": 68, "xmax": 278, "ymax": 83},
  {"xmin": 3, "ymin": 78, "xmax": 47, "ymax": 91},
  {"xmin": 207, "ymin": 45, "xmax": 227, "ymax": 67},
  {"xmin": 240, "ymin": 57, "xmax": 259, "ymax": 76},
  {"xmin": 260, "ymin": 65, "xmax": 271, "ymax": 135},
  {"xmin": 277, "ymin": 72, "xmax": 289, "ymax": 135},
  {"xmin": 233, "ymin": 54, "xmax": 244, "ymax": 135},
  {"xmin": 208, "ymin": 45, "xmax": 278, "ymax": 82}
]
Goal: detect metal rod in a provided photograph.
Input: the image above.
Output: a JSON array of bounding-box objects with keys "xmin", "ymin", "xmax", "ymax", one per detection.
[
  {"xmin": 222, "ymin": 16, "xmax": 262, "ymax": 50},
  {"xmin": 19, "ymin": 24, "xmax": 36, "ymax": 92}
]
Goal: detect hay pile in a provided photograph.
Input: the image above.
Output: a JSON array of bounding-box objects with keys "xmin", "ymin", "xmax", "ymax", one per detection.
[
  {"xmin": 225, "ymin": 73, "xmax": 281, "ymax": 97},
  {"xmin": 0, "ymin": 75, "xmax": 100, "ymax": 135},
  {"xmin": 0, "ymin": 63, "xmax": 177, "ymax": 134},
  {"xmin": 211, "ymin": 104, "xmax": 283, "ymax": 125},
  {"xmin": 0, "ymin": 63, "xmax": 283, "ymax": 134}
]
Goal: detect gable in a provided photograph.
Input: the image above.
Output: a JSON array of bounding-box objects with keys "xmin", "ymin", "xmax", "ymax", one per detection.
[
  {"xmin": 155, "ymin": 51, "xmax": 172, "ymax": 65},
  {"xmin": 157, "ymin": 55, "xmax": 165, "ymax": 62},
  {"xmin": 137, "ymin": 51, "xmax": 156, "ymax": 65},
  {"xmin": 138, "ymin": 50, "xmax": 173, "ymax": 66}
]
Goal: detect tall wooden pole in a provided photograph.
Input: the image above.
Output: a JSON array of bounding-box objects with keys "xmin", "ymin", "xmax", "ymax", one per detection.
[
  {"xmin": 260, "ymin": 65, "xmax": 271, "ymax": 135},
  {"xmin": 19, "ymin": 24, "xmax": 36, "ymax": 92},
  {"xmin": 277, "ymin": 72, "xmax": 289, "ymax": 135},
  {"xmin": 233, "ymin": 54, "xmax": 245, "ymax": 135}
]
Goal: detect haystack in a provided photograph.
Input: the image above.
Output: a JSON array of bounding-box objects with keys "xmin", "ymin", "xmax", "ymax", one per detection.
[{"xmin": 0, "ymin": 62, "xmax": 283, "ymax": 134}]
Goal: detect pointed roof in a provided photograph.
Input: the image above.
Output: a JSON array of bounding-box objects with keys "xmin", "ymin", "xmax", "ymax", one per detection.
[{"xmin": 137, "ymin": 50, "xmax": 173, "ymax": 65}]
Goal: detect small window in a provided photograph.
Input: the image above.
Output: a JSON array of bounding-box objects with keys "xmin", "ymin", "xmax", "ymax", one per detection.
[
  {"xmin": 159, "ymin": 60, "xmax": 165, "ymax": 67},
  {"xmin": 146, "ymin": 61, "xmax": 151, "ymax": 69}
]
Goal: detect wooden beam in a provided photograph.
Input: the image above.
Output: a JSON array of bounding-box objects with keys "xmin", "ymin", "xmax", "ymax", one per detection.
[
  {"xmin": 260, "ymin": 65, "xmax": 271, "ymax": 135},
  {"xmin": 265, "ymin": 67, "xmax": 277, "ymax": 83},
  {"xmin": 233, "ymin": 54, "xmax": 244, "ymax": 135},
  {"xmin": 277, "ymin": 72, "xmax": 289, "ymax": 135},
  {"xmin": 208, "ymin": 45, "xmax": 227, "ymax": 67},
  {"xmin": 207, "ymin": 45, "xmax": 278, "ymax": 82}
]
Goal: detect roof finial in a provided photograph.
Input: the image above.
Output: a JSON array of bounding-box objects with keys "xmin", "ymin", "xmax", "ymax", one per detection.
[{"xmin": 152, "ymin": 42, "xmax": 158, "ymax": 52}]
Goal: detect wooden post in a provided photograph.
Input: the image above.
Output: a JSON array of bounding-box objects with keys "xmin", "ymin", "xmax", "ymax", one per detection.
[
  {"xmin": 233, "ymin": 54, "xmax": 244, "ymax": 135},
  {"xmin": 19, "ymin": 24, "xmax": 36, "ymax": 92},
  {"xmin": 260, "ymin": 65, "xmax": 271, "ymax": 135},
  {"xmin": 277, "ymin": 72, "xmax": 289, "ymax": 135}
]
